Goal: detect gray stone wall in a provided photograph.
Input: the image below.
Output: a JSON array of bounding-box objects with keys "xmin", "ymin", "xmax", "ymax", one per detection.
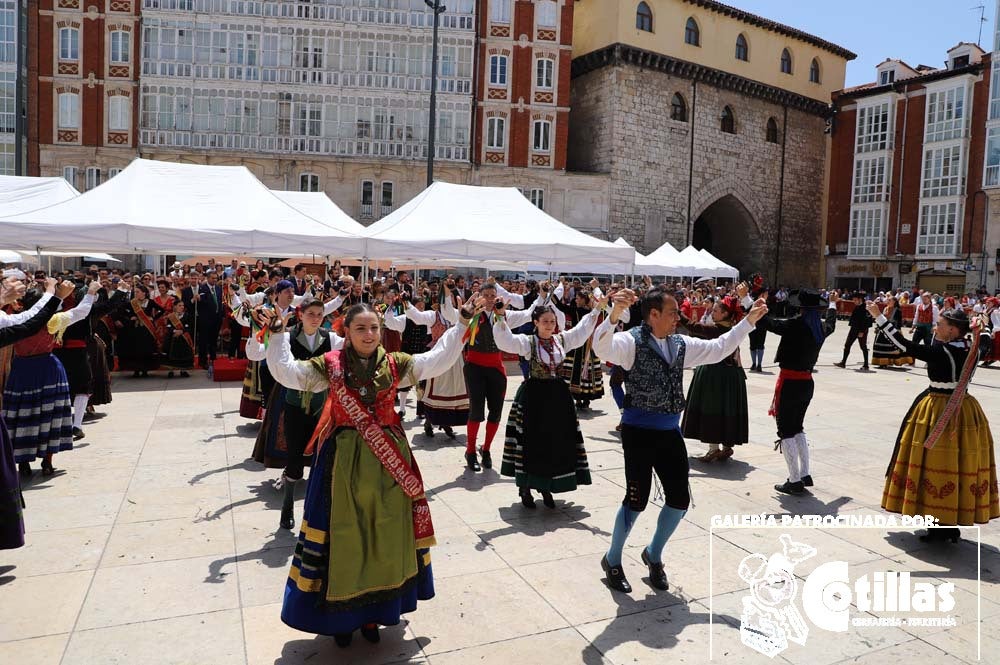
[{"xmin": 568, "ymin": 61, "xmax": 828, "ymax": 286}]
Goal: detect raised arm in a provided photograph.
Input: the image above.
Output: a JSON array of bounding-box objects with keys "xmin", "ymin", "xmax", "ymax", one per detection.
[
  {"xmin": 682, "ymin": 317, "xmax": 754, "ymax": 368},
  {"xmin": 323, "ymin": 294, "xmax": 345, "ymax": 317},
  {"xmin": 64, "ymin": 293, "xmax": 96, "ymax": 326},
  {"xmin": 493, "ymin": 281, "xmax": 525, "ymax": 310},
  {"xmin": 560, "ymin": 307, "xmax": 602, "ymax": 351},
  {"xmin": 491, "ymin": 317, "xmax": 532, "ymax": 356},
  {"xmin": 592, "ymin": 318, "xmax": 637, "ymax": 370},
  {"xmin": 0, "ymin": 296, "xmax": 61, "ymax": 347},
  {"xmin": 384, "ymin": 308, "xmax": 407, "ymax": 333},
  {"xmin": 265, "ymin": 332, "xmax": 328, "ymax": 393},
  {"xmin": 0, "ymin": 293, "xmax": 56, "ymax": 329},
  {"xmin": 410, "ymin": 321, "xmax": 468, "ymax": 383},
  {"xmin": 404, "ymin": 303, "xmax": 437, "ymax": 327}
]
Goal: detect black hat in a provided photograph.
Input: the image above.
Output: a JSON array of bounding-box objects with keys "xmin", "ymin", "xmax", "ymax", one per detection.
[
  {"xmin": 787, "ymin": 288, "xmax": 828, "ymax": 309},
  {"xmin": 940, "ymin": 308, "xmax": 970, "ymax": 332}
]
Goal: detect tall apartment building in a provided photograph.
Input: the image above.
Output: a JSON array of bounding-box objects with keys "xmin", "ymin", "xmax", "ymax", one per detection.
[
  {"xmin": 136, "ymin": 0, "xmax": 476, "ymax": 222},
  {"xmin": 26, "ymin": 0, "xmax": 140, "ymax": 190},
  {"xmin": 826, "ymin": 43, "xmax": 993, "ymax": 294},
  {"xmin": 0, "ymin": 0, "xmax": 25, "ymax": 175}
]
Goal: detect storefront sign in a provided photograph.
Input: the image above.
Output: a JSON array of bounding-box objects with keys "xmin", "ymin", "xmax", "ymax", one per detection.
[
  {"xmin": 871, "ymin": 262, "xmax": 889, "ymax": 277},
  {"xmin": 837, "ymin": 263, "xmax": 869, "ymax": 274},
  {"xmin": 899, "ymin": 262, "xmax": 912, "ymax": 274}
]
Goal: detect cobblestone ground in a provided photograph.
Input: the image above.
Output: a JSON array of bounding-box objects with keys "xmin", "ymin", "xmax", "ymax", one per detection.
[{"xmin": 2, "ymin": 325, "xmax": 998, "ymax": 664}]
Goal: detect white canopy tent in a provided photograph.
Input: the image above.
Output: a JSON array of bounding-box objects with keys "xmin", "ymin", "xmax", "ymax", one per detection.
[
  {"xmin": 697, "ymin": 248, "xmax": 739, "ymax": 279},
  {"xmin": 523, "ymin": 237, "xmax": 639, "ymax": 275},
  {"xmin": 270, "ymin": 190, "xmax": 367, "ymax": 236},
  {"xmin": 0, "ymin": 160, "xmax": 366, "ymax": 256},
  {"xmin": 634, "ymin": 241, "xmax": 697, "ymax": 276},
  {"xmin": 362, "ymin": 182, "xmax": 635, "ymax": 271},
  {"xmin": 0, "ymin": 175, "xmax": 79, "ymax": 216}
]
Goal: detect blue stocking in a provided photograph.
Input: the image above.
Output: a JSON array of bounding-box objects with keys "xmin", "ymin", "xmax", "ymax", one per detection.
[
  {"xmin": 611, "ymin": 383, "xmax": 625, "ymax": 410},
  {"xmin": 606, "ymin": 504, "xmax": 639, "ymax": 567},
  {"xmin": 646, "ymin": 506, "xmax": 687, "ymax": 564}
]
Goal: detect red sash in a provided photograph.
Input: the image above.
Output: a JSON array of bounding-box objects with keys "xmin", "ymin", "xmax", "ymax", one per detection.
[
  {"xmin": 168, "ymin": 313, "xmax": 194, "ymax": 351},
  {"xmin": 307, "ymin": 349, "xmax": 435, "ymax": 546},
  {"xmin": 131, "ymin": 299, "xmax": 160, "ymax": 351},
  {"xmin": 924, "ymin": 334, "xmax": 982, "ymax": 450},
  {"xmin": 769, "ymin": 369, "xmax": 813, "ymax": 417},
  {"xmin": 99, "ymin": 314, "xmax": 117, "ymax": 339}
]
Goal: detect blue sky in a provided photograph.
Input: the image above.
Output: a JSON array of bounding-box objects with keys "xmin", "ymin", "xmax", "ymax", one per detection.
[{"xmin": 730, "ymin": 0, "xmax": 997, "ymax": 87}]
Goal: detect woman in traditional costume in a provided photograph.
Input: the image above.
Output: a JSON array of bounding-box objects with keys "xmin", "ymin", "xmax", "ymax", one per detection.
[
  {"xmin": 116, "ymin": 283, "xmax": 164, "ymax": 377},
  {"xmin": 872, "ymin": 295, "xmax": 914, "ymax": 368},
  {"xmin": 867, "ymin": 301, "xmax": 999, "ymax": 542},
  {"xmin": 981, "ymin": 297, "xmax": 1000, "ymax": 367},
  {"xmin": 153, "ymin": 278, "xmax": 175, "ymax": 351},
  {"xmin": 0, "ymin": 277, "xmax": 65, "ymax": 549},
  {"xmin": 163, "ymin": 300, "xmax": 195, "ymax": 378},
  {"xmin": 681, "ymin": 290, "xmax": 750, "ymax": 463},
  {"xmin": 8, "ymin": 280, "xmax": 97, "ymax": 477},
  {"xmin": 265, "ymin": 300, "xmax": 474, "ymax": 647},
  {"xmin": 494, "ymin": 302, "xmax": 602, "ymax": 508},
  {"xmin": 414, "ymin": 288, "xmax": 467, "ymax": 440},
  {"xmin": 555, "ymin": 290, "xmax": 605, "ymax": 409}
]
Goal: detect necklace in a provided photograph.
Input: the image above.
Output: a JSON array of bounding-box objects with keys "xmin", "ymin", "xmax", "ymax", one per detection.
[
  {"xmin": 346, "ymin": 351, "xmax": 379, "ymax": 397},
  {"xmin": 537, "ymin": 335, "xmax": 559, "ymax": 376}
]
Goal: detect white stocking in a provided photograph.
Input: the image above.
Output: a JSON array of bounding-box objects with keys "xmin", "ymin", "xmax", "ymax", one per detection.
[
  {"xmin": 795, "ymin": 432, "xmax": 810, "ymax": 478},
  {"xmin": 780, "ymin": 438, "xmax": 800, "ymax": 483},
  {"xmin": 72, "ymin": 394, "xmax": 89, "ymax": 429}
]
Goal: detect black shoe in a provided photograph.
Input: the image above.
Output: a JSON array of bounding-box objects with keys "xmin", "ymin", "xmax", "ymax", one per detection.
[
  {"xmin": 520, "ymin": 487, "xmax": 536, "ymax": 509},
  {"xmin": 479, "ymin": 447, "xmax": 492, "ymax": 469},
  {"xmin": 641, "ymin": 547, "xmax": 669, "ymax": 591},
  {"xmin": 280, "ymin": 506, "xmax": 294, "ymax": 530},
  {"xmin": 41, "ymin": 459, "xmax": 55, "ymax": 477},
  {"xmin": 72, "ymin": 427, "xmax": 85, "ymax": 441},
  {"xmin": 360, "ymin": 624, "xmax": 380, "ymax": 644},
  {"xmin": 465, "ymin": 452, "xmax": 481, "ymax": 472},
  {"xmin": 541, "ymin": 491, "xmax": 555, "ymax": 509},
  {"xmin": 333, "ymin": 633, "xmax": 353, "ymax": 648},
  {"xmin": 82, "ymin": 411, "xmax": 105, "ymax": 423},
  {"xmin": 179, "ymin": 371, "xmax": 190, "ymax": 378},
  {"xmin": 423, "ymin": 422, "xmax": 434, "ymax": 438},
  {"xmin": 167, "ymin": 371, "xmax": 174, "ymax": 379},
  {"xmin": 859, "ymin": 366, "xmax": 871, "ymax": 372},
  {"xmin": 443, "ymin": 426, "xmax": 456, "ymax": 440},
  {"xmin": 18, "ymin": 461, "xmax": 31, "ymax": 478},
  {"xmin": 601, "ymin": 555, "xmax": 632, "ymax": 593},
  {"xmin": 920, "ymin": 527, "xmax": 960, "ymax": 544},
  {"xmin": 833, "ymin": 362, "xmax": 846, "ymax": 368},
  {"xmin": 774, "ymin": 480, "xmax": 805, "ymax": 495},
  {"xmin": 801, "ymin": 475, "xmax": 814, "ymax": 487}
]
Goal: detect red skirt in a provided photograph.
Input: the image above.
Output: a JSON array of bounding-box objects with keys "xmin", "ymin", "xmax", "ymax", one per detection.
[{"xmin": 984, "ymin": 331, "xmax": 1000, "ymax": 363}]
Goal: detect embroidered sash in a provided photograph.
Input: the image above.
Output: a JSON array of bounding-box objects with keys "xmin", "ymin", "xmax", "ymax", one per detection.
[
  {"xmin": 131, "ymin": 299, "xmax": 160, "ymax": 350},
  {"xmin": 924, "ymin": 333, "xmax": 982, "ymax": 450},
  {"xmin": 168, "ymin": 313, "xmax": 194, "ymax": 351}
]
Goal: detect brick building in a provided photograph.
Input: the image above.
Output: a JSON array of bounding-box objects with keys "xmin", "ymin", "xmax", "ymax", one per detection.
[
  {"xmin": 826, "ymin": 43, "xmax": 995, "ymax": 294},
  {"xmin": 27, "ymin": 0, "xmax": 140, "ymax": 190},
  {"xmin": 1, "ymin": 0, "xmax": 26, "ymax": 175}
]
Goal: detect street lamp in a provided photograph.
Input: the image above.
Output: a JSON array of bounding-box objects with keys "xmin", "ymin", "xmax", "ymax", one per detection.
[{"xmin": 425, "ymin": 0, "xmax": 447, "ymax": 187}]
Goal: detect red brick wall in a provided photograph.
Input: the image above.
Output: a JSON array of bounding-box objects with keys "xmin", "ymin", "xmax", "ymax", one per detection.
[
  {"xmin": 890, "ymin": 92, "xmax": 926, "ymax": 255},
  {"xmin": 554, "ymin": 111, "xmax": 569, "ymax": 170},
  {"xmin": 825, "ymin": 101, "xmax": 854, "ymax": 249},
  {"xmin": 559, "ymin": 0, "xmax": 573, "ymax": 47},
  {"xmin": 510, "ymin": 110, "xmax": 529, "ymax": 167}
]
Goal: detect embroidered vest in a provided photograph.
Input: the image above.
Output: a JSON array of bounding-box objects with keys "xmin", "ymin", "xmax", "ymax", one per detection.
[
  {"xmin": 286, "ymin": 328, "xmax": 332, "ymax": 412},
  {"xmin": 623, "ymin": 325, "xmax": 687, "ymax": 414},
  {"xmin": 464, "ymin": 312, "xmax": 500, "ymax": 354},
  {"xmin": 916, "ymin": 305, "xmax": 934, "ymax": 324}
]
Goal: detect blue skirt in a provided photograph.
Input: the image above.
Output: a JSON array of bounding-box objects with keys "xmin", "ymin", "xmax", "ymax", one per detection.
[
  {"xmin": 3, "ymin": 354, "xmax": 73, "ymax": 462},
  {"xmin": 281, "ymin": 434, "xmax": 434, "ymax": 636}
]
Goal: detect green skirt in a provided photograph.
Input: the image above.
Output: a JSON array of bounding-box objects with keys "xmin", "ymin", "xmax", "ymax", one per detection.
[{"xmin": 681, "ymin": 362, "xmax": 748, "ymax": 446}]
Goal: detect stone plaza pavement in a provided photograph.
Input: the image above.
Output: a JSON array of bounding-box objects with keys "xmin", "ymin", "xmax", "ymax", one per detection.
[{"xmin": 1, "ymin": 325, "xmax": 998, "ymax": 665}]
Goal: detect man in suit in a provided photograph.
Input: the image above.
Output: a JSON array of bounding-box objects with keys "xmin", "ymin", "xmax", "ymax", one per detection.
[
  {"xmin": 292, "ymin": 263, "xmax": 309, "ymax": 296},
  {"xmin": 194, "ymin": 271, "xmax": 224, "ymax": 370}
]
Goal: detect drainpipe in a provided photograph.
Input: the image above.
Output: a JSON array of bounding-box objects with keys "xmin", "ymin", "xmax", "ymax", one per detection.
[
  {"xmin": 685, "ymin": 80, "xmax": 697, "ymax": 245},
  {"xmin": 773, "ymin": 104, "xmax": 788, "ymax": 285},
  {"xmin": 893, "ymin": 87, "xmax": 909, "ymax": 260},
  {"xmin": 980, "ymin": 194, "xmax": 990, "ymax": 286}
]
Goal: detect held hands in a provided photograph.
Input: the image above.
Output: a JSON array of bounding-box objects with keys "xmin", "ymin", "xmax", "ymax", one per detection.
[
  {"xmin": 44, "ymin": 277, "xmax": 57, "ymax": 295},
  {"xmin": 87, "ymin": 280, "xmax": 102, "ymax": 296},
  {"xmin": 736, "ymin": 282, "xmax": 749, "ymax": 300},
  {"xmin": 865, "ymin": 301, "xmax": 881, "ymax": 319},
  {"xmin": 745, "ymin": 298, "xmax": 769, "ymax": 325},
  {"xmin": 0, "ymin": 277, "xmax": 25, "ymax": 306},
  {"xmin": 610, "ymin": 289, "xmax": 637, "ymax": 323},
  {"xmin": 56, "ymin": 280, "xmax": 76, "ymax": 300}
]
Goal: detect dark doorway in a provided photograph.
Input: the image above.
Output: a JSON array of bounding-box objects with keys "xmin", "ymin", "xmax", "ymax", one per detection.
[{"xmin": 692, "ymin": 195, "xmax": 759, "ymax": 277}]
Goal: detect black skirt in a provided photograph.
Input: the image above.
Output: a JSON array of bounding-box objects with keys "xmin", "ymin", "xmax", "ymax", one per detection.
[{"xmin": 53, "ymin": 347, "xmax": 91, "ymax": 396}]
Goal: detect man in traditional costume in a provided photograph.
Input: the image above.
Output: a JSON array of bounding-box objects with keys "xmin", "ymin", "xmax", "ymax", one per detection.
[
  {"xmin": 834, "ymin": 292, "xmax": 873, "ymax": 371},
  {"xmin": 592, "ymin": 288, "xmax": 767, "ymax": 593},
  {"xmin": 912, "ymin": 292, "xmax": 938, "ymax": 347}
]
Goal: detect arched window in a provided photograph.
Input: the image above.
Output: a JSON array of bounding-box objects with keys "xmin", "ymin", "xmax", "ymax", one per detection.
[
  {"xmin": 670, "ymin": 93, "xmax": 687, "ymax": 122},
  {"xmin": 810, "ymin": 58, "xmax": 821, "ymax": 83},
  {"xmin": 684, "ymin": 17, "xmax": 700, "ymax": 46},
  {"xmin": 636, "ymin": 2, "xmax": 653, "ymax": 32},
  {"xmin": 766, "ymin": 117, "xmax": 779, "ymax": 144},
  {"xmin": 735, "ymin": 34, "xmax": 748, "ymax": 61},
  {"xmin": 721, "ymin": 106, "xmax": 736, "ymax": 134},
  {"xmin": 780, "ymin": 48, "xmax": 792, "ymax": 74}
]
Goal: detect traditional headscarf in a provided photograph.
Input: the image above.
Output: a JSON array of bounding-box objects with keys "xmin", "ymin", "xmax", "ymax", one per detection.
[{"xmin": 274, "ymin": 279, "xmax": 295, "ymax": 294}]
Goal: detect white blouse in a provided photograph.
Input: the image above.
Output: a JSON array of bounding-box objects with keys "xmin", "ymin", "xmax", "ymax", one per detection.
[{"xmin": 492, "ymin": 307, "xmax": 602, "ymax": 364}]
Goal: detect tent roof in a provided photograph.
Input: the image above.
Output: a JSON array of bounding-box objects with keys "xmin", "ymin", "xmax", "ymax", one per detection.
[
  {"xmin": 270, "ymin": 190, "xmax": 366, "ymax": 236},
  {"xmin": 0, "ymin": 176, "xmax": 78, "ymax": 216},
  {"xmin": 697, "ymin": 248, "xmax": 739, "ymax": 278},
  {"xmin": 0, "ymin": 159, "xmax": 366, "ymax": 256},
  {"xmin": 362, "ymin": 182, "xmax": 634, "ymax": 269}
]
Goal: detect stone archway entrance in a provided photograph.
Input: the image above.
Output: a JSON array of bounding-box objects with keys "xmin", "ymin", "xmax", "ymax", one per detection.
[{"xmin": 692, "ymin": 194, "xmax": 761, "ymax": 277}]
